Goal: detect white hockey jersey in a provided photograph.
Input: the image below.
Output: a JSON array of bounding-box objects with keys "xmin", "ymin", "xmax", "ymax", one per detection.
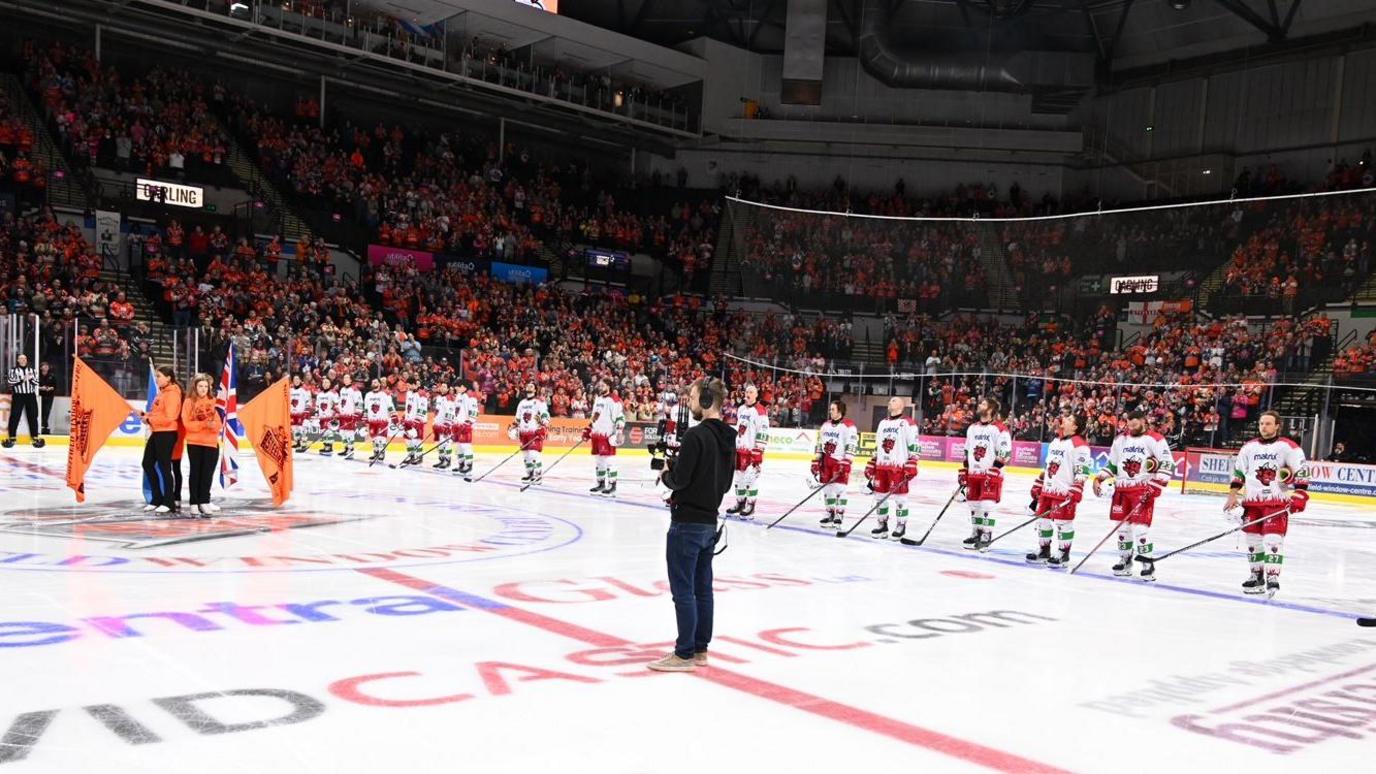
[
  {"xmin": 404, "ymin": 391, "xmax": 429, "ymax": 423},
  {"xmin": 734, "ymin": 402, "xmax": 770, "ymax": 452},
  {"xmin": 816, "ymin": 419, "xmax": 858, "ymax": 462},
  {"xmin": 1231, "ymin": 436, "xmax": 1309, "ymax": 504},
  {"xmin": 456, "ymin": 394, "xmax": 479, "ymax": 426},
  {"xmin": 290, "ymin": 386, "xmax": 313, "ymax": 416},
  {"xmin": 1041, "ymin": 435, "xmax": 1091, "ymax": 495},
  {"xmin": 363, "ymin": 391, "xmax": 394, "ymax": 423},
  {"xmin": 1102, "ymin": 431, "xmax": 1174, "ymax": 487},
  {"xmin": 432, "ymin": 395, "xmax": 460, "ymax": 425},
  {"xmin": 873, "ymin": 416, "xmax": 919, "ymax": 467},
  {"xmin": 338, "ymin": 386, "xmax": 363, "ymax": 416},
  {"xmin": 515, "ymin": 398, "xmax": 550, "ymax": 432},
  {"xmin": 590, "ymin": 395, "xmax": 625, "ymax": 437},
  {"xmin": 314, "ymin": 389, "xmax": 339, "ymax": 419},
  {"xmin": 965, "ymin": 420, "xmax": 1012, "ymax": 474}
]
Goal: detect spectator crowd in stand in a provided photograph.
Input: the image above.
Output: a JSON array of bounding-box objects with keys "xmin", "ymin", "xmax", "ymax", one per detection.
[{"xmin": 26, "ymin": 40, "xmax": 230, "ymax": 182}]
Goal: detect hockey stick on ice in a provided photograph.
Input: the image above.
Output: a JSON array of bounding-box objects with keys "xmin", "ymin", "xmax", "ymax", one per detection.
[
  {"xmin": 389, "ymin": 437, "xmax": 448, "ymax": 469},
  {"xmin": 985, "ymin": 497, "xmax": 1077, "ymax": 547},
  {"xmin": 470, "ymin": 434, "xmax": 543, "ymax": 484},
  {"xmin": 1070, "ymin": 495, "xmax": 1150, "ymax": 575},
  {"xmin": 836, "ymin": 474, "xmax": 912, "ymax": 538},
  {"xmin": 899, "ymin": 484, "xmax": 966, "ymax": 546},
  {"xmin": 1134, "ymin": 506, "xmax": 1290, "ymax": 566},
  {"xmin": 519, "ymin": 437, "xmax": 587, "ymax": 492},
  {"xmin": 765, "ymin": 466, "xmax": 837, "ymax": 530},
  {"xmin": 368, "ymin": 426, "xmax": 404, "ymax": 468}
]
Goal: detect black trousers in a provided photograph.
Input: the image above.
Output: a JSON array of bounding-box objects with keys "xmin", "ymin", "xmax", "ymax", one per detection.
[
  {"xmin": 142, "ymin": 431, "xmax": 178, "ymax": 508},
  {"xmin": 186, "ymin": 444, "xmax": 219, "ymax": 505},
  {"xmin": 6, "ymin": 394, "xmax": 38, "ymax": 439},
  {"xmin": 40, "ymin": 396, "xmax": 53, "ymax": 434}
]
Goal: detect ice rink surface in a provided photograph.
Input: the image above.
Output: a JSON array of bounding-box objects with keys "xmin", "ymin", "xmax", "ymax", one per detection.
[{"xmin": 1, "ymin": 444, "xmax": 1374, "ymax": 773}]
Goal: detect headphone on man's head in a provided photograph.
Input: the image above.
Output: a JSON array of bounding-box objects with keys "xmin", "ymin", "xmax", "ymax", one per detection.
[{"xmin": 696, "ymin": 378, "xmax": 714, "ymax": 409}]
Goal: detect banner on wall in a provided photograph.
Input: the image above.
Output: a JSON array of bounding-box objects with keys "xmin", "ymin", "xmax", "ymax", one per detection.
[
  {"xmin": 96, "ymin": 210, "xmax": 122, "ymax": 264},
  {"xmin": 767, "ymin": 428, "xmax": 818, "ymax": 454},
  {"xmin": 491, "ymin": 261, "xmax": 548, "ymax": 285},
  {"xmin": 367, "ymin": 244, "xmax": 435, "ymax": 272},
  {"xmin": 437, "ymin": 254, "xmax": 490, "ymax": 276}
]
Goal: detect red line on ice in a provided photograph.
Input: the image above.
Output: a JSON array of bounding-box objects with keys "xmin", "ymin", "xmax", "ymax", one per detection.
[{"xmin": 359, "ymin": 566, "xmax": 1068, "ymax": 774}]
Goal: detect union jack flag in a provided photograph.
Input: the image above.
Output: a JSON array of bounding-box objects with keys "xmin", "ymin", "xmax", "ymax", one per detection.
[{"xmin": 216, "ymin": 342, "xmax": 244, "ymax": 488}]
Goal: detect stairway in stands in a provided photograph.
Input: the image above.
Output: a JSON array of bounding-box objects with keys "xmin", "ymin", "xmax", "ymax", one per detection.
[
  {"xmin": 974, "ymin": 227, "xmax": 1021, "ymax": 310},
  {"xmin": 222, "ymin": 132, "xmax": 315, "ymax": 243},
  {"xmin": 0, "ymin": 74, "xmax": 91, "ymax": 211},
  {"xmin": 709, "ymin": 199, "xmax": 749, "ymax": 297}
]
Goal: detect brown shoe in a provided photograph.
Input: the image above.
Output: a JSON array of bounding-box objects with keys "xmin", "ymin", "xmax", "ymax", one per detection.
[
  {"xmin": 647, "ymin": 653, "xmax": 696, "ymax": 672},
  {"xmin": 692, "ymin": 651, "xmax": 708, "ymax": 666}
]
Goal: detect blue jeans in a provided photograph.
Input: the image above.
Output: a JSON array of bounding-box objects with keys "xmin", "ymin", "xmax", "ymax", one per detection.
[{"xmin": 665, "ymin": 521, "xmax": 717, "ymax": 660}]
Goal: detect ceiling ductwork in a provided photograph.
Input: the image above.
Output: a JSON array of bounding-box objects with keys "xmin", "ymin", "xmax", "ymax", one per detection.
[{"xmin": 855, "ymin": 0, "xmax": 1094, "ymax": 93}]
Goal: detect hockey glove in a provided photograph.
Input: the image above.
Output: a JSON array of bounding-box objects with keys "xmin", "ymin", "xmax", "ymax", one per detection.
[
  {"xmin": 750, "ymin": 449, "xmax": 764, "ymax": 469},
  {"xmin": 507, "ymin": 426, "xmax": 519, "ymax": 441},
  {"xmin": 581, "ymin": 426, "xmax": 592, "ymax": 441},
  {"xmin": 1069, "ymin": 482, "xmax": 1084, "ymax": 504},
  {"xmin": 838, "ymin": 460, "xmax": 852, "ymax": 482},
  {"xmin": 810, "ymin": 459, "xmax": 822, "ymax": 484},
  {"xmin": 1092, "ymin": 474, "xmax": 1106, "ymax": 498},
  {"xmin": 1030, "ymin": 474, "xmax": 1044, "ymax": 503},
  {"xmin": 903, "ymin": 459, "xmax": 918, "ymax": 482},
  {"xmin": 609, "ymin": 432, "xmax": 620, "ymax": 447},
  {"xmin": 1290, "ymin": 489, "xmax": 1309, "ymax": 513},
  {"xmin": 957, "ymin": 468, "xmax": 968, "ymax": 488},
  {"xmin": 1147, "ymin": 476, "xmax": 1168, "ymax": 499}
]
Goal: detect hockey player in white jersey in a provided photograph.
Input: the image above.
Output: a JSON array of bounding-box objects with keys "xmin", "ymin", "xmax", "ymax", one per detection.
[
  {"xmin": 511, "ymin": 382, "xmax": 550, "ymax": 484},
  {"xmin": 431, "ymin": 382, "xmax": 458, "ymax": 470},
  {"xmin": 583, "ymin": 381, "xmax": 626, "ymax": 497},
  {"xmin": 290, "ymin": 375, "xmax": 313, "ymax": 452},
  {"xmin": 1224, "ymin": 410, "xmax": 1309, "ymax": 597},
  {"xmin": 400, "ymin": 381, "xmax": 429, "ymax": 467},
  {"xmin": 864, "ymin": 396, "xmax": 919, "ymax": 539},
  {"xmin": 451, "ymin": 381, "xmax": 480, "ymax": 478},
  {"xmin": 313, "ymin": 377, "xmax": 341, "ymax": 456},
  {"xmin": 813, "ymin": 399, "xmax": 858, "ymax": 528},
  {"xmin": 960, "ymin": 397, "xmax": 1011, "ymax": 552},
  {"xmin": 1027, "ymin": 413, "xmax": 1092, "ymax": 568},
  {"xmin": 1093, "ymin": 410, "xmax": 1173, "ymax": 581},
  {"xmin": 337, "ymin": 377, "xmax": 364, "ymax": 459},
  {"xmin": 363, "ymin": 379, "xmax": 396, "ymax": 463},
  {"xmin": 726, "ymin": 384, "xmax": 769, "ymax": 520}
]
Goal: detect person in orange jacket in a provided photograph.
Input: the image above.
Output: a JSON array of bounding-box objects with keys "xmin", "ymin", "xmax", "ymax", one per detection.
[
  {"xmin": 140, "ymin": 366, "xmax": 183, "ymax": 514},
  {"xmin": 182, "ymin": 373, "xmax": 223, "ymax": 517}
]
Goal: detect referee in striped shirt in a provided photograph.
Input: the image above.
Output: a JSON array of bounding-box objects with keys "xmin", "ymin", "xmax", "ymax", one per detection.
[{"xmin": 4, "ymin": 354, "xmax": 43, "ymax": 448}]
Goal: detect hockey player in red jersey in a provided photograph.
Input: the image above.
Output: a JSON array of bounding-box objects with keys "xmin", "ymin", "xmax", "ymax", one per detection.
[
  {"xmin": 1027, "ymin": 412, "xmax": 1092, "ymax": 568},
  {"xmin": 960, "ymin": 397, "xmax": 1011, "ymax": 552},
  {"xmin": 813, "ymin": 400, "xmax": 858, "ymax": 528},
  {"xmin": 864, "ymin": 396, "xmax": 919, "ymax": 540},
  {"xmin": 1093, "ymin": 410, "xmax": 1173, "ymax": 581},
  {"xmin": 1224, "ymin": 410, "xmax": 1309, "ymax": 597}
]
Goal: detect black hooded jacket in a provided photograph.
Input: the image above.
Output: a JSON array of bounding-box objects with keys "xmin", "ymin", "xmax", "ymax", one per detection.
[{"xmin": 661, "ymin": 417, "xmax": 737, "ymax": 524}]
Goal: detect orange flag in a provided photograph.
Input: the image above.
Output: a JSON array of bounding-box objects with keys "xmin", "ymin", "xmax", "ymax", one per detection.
[
  {"xmin": 66, "ymin": 358, "xmax": 137, "ymax": 502},
  {"xmin": 239, "ymin": 375, "xmax": 294, "ymax": 506}
]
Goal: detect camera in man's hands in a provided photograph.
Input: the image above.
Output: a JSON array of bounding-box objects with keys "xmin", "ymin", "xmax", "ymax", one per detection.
[{"xmin": 649, "ymin": 404, "xmax": 689, "ymax": 471}]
